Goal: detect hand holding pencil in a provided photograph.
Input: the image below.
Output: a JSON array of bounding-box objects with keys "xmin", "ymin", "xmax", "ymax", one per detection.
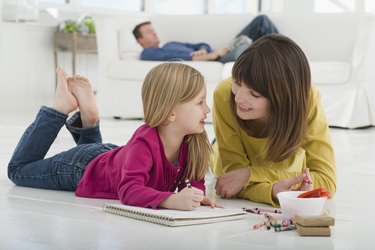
[
  {"xmin": 184, "ymin": 178, "xmax": 192, "ymax": 188},
  {"xmin": 185, "ymin": 179, "xmax": 223, "ymax": 209},
  {"xmin": 159, "ymin": 182, "xmax": 203, "ymax": 211}
]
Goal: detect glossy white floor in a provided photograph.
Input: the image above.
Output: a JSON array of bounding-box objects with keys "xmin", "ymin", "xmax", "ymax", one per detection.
[{"xmin": 1, "ymin": 105, "xmax": 374, "ymax": 250}]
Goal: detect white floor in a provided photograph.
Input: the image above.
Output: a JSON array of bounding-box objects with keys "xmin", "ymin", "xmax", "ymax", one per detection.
[{"xmin": 1, "ymin": 106, "xmax": 375, "ymax": 250}]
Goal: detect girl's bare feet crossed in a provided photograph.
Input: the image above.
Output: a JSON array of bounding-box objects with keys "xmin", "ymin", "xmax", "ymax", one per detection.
[
  {"xmin": 70, "ymin": 75, "xmax": 99, "ymax": 128},
  {"xmin": 53, "ymin": 67, "xmax": 78, "ymax": 114}
]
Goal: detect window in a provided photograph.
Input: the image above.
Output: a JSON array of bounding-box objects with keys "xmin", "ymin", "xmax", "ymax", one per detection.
[
  {"xmin": 80, "ymin": 0, "xmax": 142, "ymax": 11},
  {"xmin": 208, "ymin": 0, "xmax": 256, "ymax": 14},
  {"xmin": 39, "ymin": 0, "xmax": 68, "ymax": 4},
  {"xmin": 152, "ymin": 0, "xmax": 257, "ymax": 14},
  {"xmin": 153, "ymin": 0, "xmax": 205, "ymax": 15},
  {"xmin": 3, "ymin": 0, "xmax": 258, "ymax": 23},
  {"xmin": 365, "ymin": 0, "xmax": 375, "ymax": 12},
  {"xmin": 262, "ymin": 0, "xmax": 364, "ymax": 13},
  {"xmin": 38, "ymin": 0, "xmax": 143, "ymax": 11},
  {"xmin": 315, "ymin": 0, "xmax": 356, "ymax": 12},
  {"xmin": 25, "ymin": 0, "xmax": 258, "ymax": 15}
]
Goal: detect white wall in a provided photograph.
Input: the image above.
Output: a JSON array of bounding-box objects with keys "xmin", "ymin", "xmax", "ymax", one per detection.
[{"xmin": 0, "ymin": 21, "xmax": 98, "ymax": 113}]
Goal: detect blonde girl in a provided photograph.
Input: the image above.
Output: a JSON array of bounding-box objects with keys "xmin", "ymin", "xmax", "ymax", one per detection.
[{"xmin": 8, "ymin": 63, "xmax": 218, "ymax": 210}]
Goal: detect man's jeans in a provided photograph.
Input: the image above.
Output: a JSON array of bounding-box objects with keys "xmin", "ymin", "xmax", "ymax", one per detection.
[
  {"xmin": 219, "ymin": 15, "xmax": 279, "ymax": 63},
  {"xmin": 7, "ymin": 106, "xmax": 117, "ymax": 191}
]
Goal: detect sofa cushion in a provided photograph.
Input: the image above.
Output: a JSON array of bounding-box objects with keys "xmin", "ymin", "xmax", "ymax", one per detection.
[
  {"xmin": 222, "ymin": 61, "xmax": 351, "ymax": 85},
  {"xmin": 222, "ymin": 62, "xmax": 235, "ymax": 79},
  {"xmin": 116, "ymin": 14, "xmax": 148, "ymax": 60},
  {"xmin": 309, "ymin": 61, "xmax": 351, "ymax": 85},
  {"xmin": 118, "ymin": 26, "xmax": 143, "ymax": 60},
  {"xmin": 151, "ymin": 14, "xmax": 255, "ymax": 49},
  {"xmin": 109, "ymin": 60, "xmax": 160, "ymax": 80},
  {"xmin": 109, "ymin": 60, "xmax": 224, "ymax": 84}
]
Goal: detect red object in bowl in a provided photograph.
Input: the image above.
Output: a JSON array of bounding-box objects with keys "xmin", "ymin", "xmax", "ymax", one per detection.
[{"xmin": 297, "ymin": 188, "xmax": 331, "ymax": 198}]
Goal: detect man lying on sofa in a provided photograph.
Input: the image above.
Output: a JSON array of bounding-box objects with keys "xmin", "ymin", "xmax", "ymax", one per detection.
[{"xmin": 132, "ymin": 15, "xmax": 278, "ymax": 63}]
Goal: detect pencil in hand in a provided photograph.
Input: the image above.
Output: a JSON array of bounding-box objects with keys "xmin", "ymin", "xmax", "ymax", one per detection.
[{"xmin": 185, "ymin": 178, "xmax": 192, "ymax": 188}]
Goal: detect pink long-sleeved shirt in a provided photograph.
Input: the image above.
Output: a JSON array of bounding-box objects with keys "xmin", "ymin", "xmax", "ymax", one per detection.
[{"xmin": 75, "ymin": 124, "xmax": 205, "ymax": 208}]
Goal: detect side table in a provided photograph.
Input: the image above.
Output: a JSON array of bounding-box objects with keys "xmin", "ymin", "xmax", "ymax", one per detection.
[{"xmin": 54, "ymin": 32, "xmax": 97, "ymax": 86}]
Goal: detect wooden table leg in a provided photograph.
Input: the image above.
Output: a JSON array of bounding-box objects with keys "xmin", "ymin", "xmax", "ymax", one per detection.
[
  {"xmin": 54, "ymin": 50, "xmax": 58, "ymax": 88},
  {"xmin": 72, "ymin": 32, "xmax": 77, "ymax": 75}
]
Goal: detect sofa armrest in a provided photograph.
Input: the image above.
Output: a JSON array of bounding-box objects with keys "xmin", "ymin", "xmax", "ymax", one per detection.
[
  {"xmin": 95, "ymin": 17, "xmax": 121, "ymax": 68},
  {"xmin": 351, "ymin": 14, "xmax": 375, "ymax": 81},
  {"xmin": 95, "ymin": 13, "xmax": 148, "ymax": 74},
  {"xmin": 354, "ymin": 14, "xmax": 375, "ymax": 123}
]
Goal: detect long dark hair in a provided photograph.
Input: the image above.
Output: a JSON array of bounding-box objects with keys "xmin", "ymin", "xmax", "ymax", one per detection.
[{"xmin": 231, "ymin": 34, "xmax": 311, "ymax": 162}]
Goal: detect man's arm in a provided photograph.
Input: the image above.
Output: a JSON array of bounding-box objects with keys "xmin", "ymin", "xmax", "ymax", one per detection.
[
  {"xmin": 141, "ymin": 42, "xmax": 210, "ymax": 61},
  {"xmin": 192, "ymin": 48, "xmax": 229, "ymax": 61}
]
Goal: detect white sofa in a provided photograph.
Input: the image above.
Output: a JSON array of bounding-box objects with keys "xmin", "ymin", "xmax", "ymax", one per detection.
[{"xmin": 95, "ymin": 12, "xmax": 375, "ymax": 128}]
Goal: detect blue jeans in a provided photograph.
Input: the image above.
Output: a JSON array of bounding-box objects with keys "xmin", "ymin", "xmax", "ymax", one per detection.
[
  {"xmin": 219, "ymin": 15, "xmax": 279, "ymax": 63},
  {"xmin": 7, "ymin": 106, "xmax": 117, "ymax": 191}
]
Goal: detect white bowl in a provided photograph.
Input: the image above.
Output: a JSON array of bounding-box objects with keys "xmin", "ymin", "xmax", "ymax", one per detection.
[{"xmin": 277, "ymin": 191, "xmax": 327, "ymax": 219}]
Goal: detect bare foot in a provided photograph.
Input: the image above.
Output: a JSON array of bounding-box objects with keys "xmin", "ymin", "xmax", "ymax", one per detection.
[
  {"xmin": 70, "ymin": 75, "xmax": 99, "ymax": 128},
  {"xmin": 53, "ymin": 67, "xmax": 78, "ymax": 114}
]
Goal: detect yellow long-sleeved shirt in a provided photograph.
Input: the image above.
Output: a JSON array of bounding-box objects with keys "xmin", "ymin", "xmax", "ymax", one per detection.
[{"xmin": 212, "ymin": 77, "xmax": 336, "ymax": 207}]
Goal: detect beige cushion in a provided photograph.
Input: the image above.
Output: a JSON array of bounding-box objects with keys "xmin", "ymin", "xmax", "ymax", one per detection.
[
  {"xmin": 222, "ymin": 61, "xmax": 351, "ymax": 85},
  {"xmin": 108, "ymin": 60, "xmax": 223, "ymax": 84},
  {"xmin": 310, "ymin": 61, "xmax": 351, "ymax": 85},
  {"xmin": 118, "ymin": 22, "xmax": 145, "ymax": 60}
]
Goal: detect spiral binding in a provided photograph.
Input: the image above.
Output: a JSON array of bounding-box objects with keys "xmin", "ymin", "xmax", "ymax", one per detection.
[{"xmin": 103, "ymin": 204, "xmax": 174, "ymax": 226}]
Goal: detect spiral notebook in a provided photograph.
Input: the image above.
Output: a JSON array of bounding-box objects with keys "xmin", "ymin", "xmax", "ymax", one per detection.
[{"xmin": 103, "ymin": 203, "xmax": 247, "ymax": 227}]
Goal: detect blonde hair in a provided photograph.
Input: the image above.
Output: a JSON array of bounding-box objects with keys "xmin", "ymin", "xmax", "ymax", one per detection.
[
  {"xmin": 142, "ymin": 63, "xmax": 212, "ymax": 180},
  {"xmin": 232, "ymin": 34, "xmax": 311, "ymax": 162}
]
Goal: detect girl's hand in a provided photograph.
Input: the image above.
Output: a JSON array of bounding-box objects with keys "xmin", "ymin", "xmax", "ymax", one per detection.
[
  {"xmin": 272, "ymin": 168, "xmax": 314, "ymax": 199},
  {"xmin": 215, "ymin": 167, "xmax": 250, "ymax": 198},
  {"xmin": 201, "ymin": 196, "xmax": 224, "ymax": 208},
  {"xmin": 159, "ymin": 187, "xmax": 204, "ymax": 211}
]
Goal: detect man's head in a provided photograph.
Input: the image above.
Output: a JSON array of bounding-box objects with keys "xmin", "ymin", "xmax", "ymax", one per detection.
[{"xmin": 133, "ymin": 21, "xmax": 160, "ymax": 48}]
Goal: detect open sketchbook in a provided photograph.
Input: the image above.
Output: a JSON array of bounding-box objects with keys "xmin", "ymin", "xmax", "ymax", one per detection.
[{"xmin": 103, "ymin": 203, "xmax": 247, "ymax": 227}]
